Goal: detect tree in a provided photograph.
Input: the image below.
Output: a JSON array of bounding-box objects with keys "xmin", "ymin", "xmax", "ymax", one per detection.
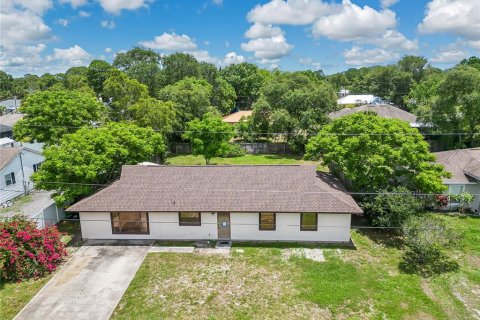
[
  {"xmin": 405, "ymin": 72, "xmax": 444, "ymax": 119},
  {"xmin": 249, "ymin": 97, "xmax": 272, "ymax": 140},
  {"xmin": 13, "ymin": 89, "xmax": 106, "ymax": 145},
  {"xmin": 113, "ymin": 47, "xmax": 161, "ymax": 71},
  {"xmin": 33, "ymin": 122, "xmax": 166, "ymax": 205},
  {"xmin": 129, "ymin": 97, "xmax": 176, "ymax": 135},
  {"xmin": 360, "ymin": 186, "xmax": 423, "ymax": 227},
  {"xmin": 458, "ymin": 56, "xmax": 480, "ymax": 71},
  {"xmin": 161, "ymin": 52, "xmax": 202, "ymax": 86},
  {"xmin": 102, "ymin": 70, "xmax": 149, "ymax": 121},
  {"xmin": 87, "ymin": 60, "xmax": 113, "ymax": 96},
  {"xmin": 211, "ymin": 77, "xmax": 237, "ymax": 115},
  {"xmin": 220, "ymin": 63, "xmax": 267, "ymax": 108},
  {"xmin": 305, "ymin": 112, "xmax": 450, "ymax": 193},
  {"xmin": 366, "ymin": 65, "xmax": 413, "ymax": 107},
  {"xmin": 0, "ymin": 71, "xmax": 14, "ymax": 99},
  {"xmin": 397, "ymin": 55, "xmax": 428, "ymax": 82},
  {"xmin": 182, "ymin": 113, "xmax": 235, "ymax": 164},
  {"xmin": 157, "ymin": 77, "xmax": 212, "ymax": 129}
]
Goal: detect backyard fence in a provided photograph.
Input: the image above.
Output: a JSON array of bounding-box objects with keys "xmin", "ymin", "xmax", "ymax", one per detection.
[{"xmin": 172, "ymin": 142, "xmax": 295, "ymax": 155}]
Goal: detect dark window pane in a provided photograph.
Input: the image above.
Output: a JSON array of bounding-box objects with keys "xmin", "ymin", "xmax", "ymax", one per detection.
[
  {"xmin": 179, "ymin": 212, "xmax": 201, "ymax": 226},
  {"xmin": 301, "ymin": 213, "xmax": 317, "ymax": 231},
  {"xmin": 259, "ymin": 213, "xmax": 275, "ymax": 230},
  {"xmin": 111, "ymin": 212, "xmax": 149, "ymax": 234}
]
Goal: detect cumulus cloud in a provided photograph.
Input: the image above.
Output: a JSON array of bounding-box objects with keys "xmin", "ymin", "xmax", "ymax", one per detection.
[
  {"xmin": 468, "ymin": 40, "xmax": 480, "ymax": 51},
  {"xmin": 343, "ymin": 46, "xmax": 398, "ymax": 65},
  {"xmin": 247, "ymin": 0, "xmax": 335, "ymax": 25},
  {"xmin": 59, "ymin": 0, "xmax": 88, "ymax": 8},
  {"xmin": 312, "ymin": 1, "xmax": 397, "ymax": 41},
  {"xmin": 79, "ymin": 10, "xmax": 91, "ymax": 17},
  {"xmin": 430, "ymin": 42, "xmax": 468, "ymax": 63},
  {"xmin": 98, "ymin": 0, "xmax": 151, "ymax": 14},
  {"xmin": 139, "ymin": 32, "xmax": 197, "ymax": 50},
  {"xmin": 224, "ymin": 52, "xmax": 245, "ymax": 65},
  {"xmin": 105, "ymin": 47, "xmax": 113, "ymax": 53},
  {"xmin": 0, "ymin": 44, "xmax": 46, "ymax": 73},
  {"xmin": 418, "ymin": 0, "xmax": 480, "ymax": 40},
  {"xmin": 381, "ymin": 0, "xmax": 399, "ymax": 9},
  {"xmin": 47, "ymin": 45, "xmax": 92, "ymax": 66},
  {"xmin": 57, "ymin": 18, "xmax": 69, "ymax": 27},
  {"xmin": 361, "ymin": 30, "xmax": 418, "ymax": 51},
  {"xmin": 101, "ymin": 20, "xmax": 116, "ymax": 29},
  {"xmin": 245, "ymin": 23, "xmax": 283, "ymax": 38},
  {"xmin": 241, "ymin": 34, "xmax": 293, "ymax": 60}
]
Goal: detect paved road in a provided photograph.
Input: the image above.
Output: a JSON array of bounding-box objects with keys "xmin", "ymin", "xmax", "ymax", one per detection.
[{"xmin": 15, "ymin": 240, "xmax": 152, "ymax": 320}]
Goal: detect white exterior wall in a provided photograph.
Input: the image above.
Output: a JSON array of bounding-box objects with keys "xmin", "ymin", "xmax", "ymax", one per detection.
[
  {"xmin": 79, "ymin": 211, "xmax": 352, "ymax": 242},
  {"xmin": 231, "ymin": 212, "xmax": 351, "ymax": 242},
  {"xmin": 0, "ymin": 150, "xmax": 44, "ymax": 204},
  {"xmin": 80, "ymin": 212, "xmax": 218, "ymax": 240},
  {"xmin": 466, "ymin": 183, "xmax": 480, "ymax": 213}
]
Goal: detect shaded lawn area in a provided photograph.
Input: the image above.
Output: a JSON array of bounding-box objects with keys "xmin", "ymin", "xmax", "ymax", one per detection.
[
  {"xmin": 167, "ymin": 154, "xmax": 322, "ymax": 166},
  {"xmin": 0, "ymin": 220, "xmax": 82, "ymax": 320},
  {"xmin": 113, "ymin": 215, "xmax": 480, "ymax": 320}
]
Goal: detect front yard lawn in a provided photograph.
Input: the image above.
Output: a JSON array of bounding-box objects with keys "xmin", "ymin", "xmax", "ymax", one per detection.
[
  {"xmin": 0, "ymin": 220, "xmax": 82, "ymax": 320},
  {"xmin": 166, "ymin": 154, "xmax": 320, "ymax": 166},
  {"xmin": 112, "ymin": 214, "xmax": 480, "ymax": 320}
]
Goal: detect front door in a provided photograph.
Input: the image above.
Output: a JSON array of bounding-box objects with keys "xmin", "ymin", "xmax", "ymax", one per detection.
[{"xmin": 217, "ymin": 212, "xmax": 231, "ymax": 239}]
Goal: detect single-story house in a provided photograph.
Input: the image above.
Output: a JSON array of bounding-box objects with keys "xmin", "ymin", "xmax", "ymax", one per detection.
[
  {"xmin": 223, "ymin": 110, "xmax": 253, "ymax": 124},
  {"xmin": 329, "ymin": 104, "xmax": 420, "ymax": 128},
  {"xmin": 434, "ymin": 148, "xmax": 480, "ymax": 213},
  {"xmin": 0, "ymin": 145, "xmax": 45, "ymax": 205},
  {"xmin": 67, "ymin": 165, "xmax": 363, "ymax": 242},
  {"xmin": 337, "ymin": 94, "xmax": 384, "ymax": 106}
]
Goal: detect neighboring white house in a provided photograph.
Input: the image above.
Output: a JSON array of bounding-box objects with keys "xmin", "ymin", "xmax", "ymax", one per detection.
[
  {"xmin": 434, "ymin": 148, "xmax": 480, "ymax": 213},
  {"xmin": 337, "ymin": 94, "xmax": 384, "ymax": 105},
  {"xmin": 68, "ymin": 165, "xmax": 363, "ymax": 243},
  {"xmin": 0, "ymin": 113, "xmax": 23, "ymax": 138},
  {"xmin": 0, "ymin": 145, "xmax": 45, "ymax": 205}
]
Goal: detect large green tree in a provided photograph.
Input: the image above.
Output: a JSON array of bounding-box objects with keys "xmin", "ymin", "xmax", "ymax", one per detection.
[
  {"xmin": 366, "ymin": 65, "xmax": 413, "ymax": 107},
  {"xmin": 161, "ymin": 52, "xmax": 202, "ymax": 86},
  {"xmin": 33, "ymin": 122, "xmax": 166, "ymax": 205},
  {"xmin": 305, "ymin": 112, "xmax": 450, "ymax": 193},
  {"xmin": 397, "ymin": 55, "xmax": 428, "ymax": 82},
  {"xmin": 87, "ymin": 60, "xmax": 113, "ymax": 96},
  {"xmin": 211, "ymin": 77, "xmax": 236, "ymax": 115},
  {"xmin": 182, "ymin": 113, "xmax": 235, "ymax": 164},
  {"xmin": 129, "ymin": 97, "xmax": 176, "ymax": 135},
  {"xmin": 113, "ymin": 47, "xmax": 161, "ymax": 71},
  {"xmin": 13, "ymin": 89, "xmax": 106, "ymax": 144}
]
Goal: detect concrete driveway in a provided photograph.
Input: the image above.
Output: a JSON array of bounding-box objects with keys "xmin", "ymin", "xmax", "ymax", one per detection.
[{"xmin": 14, "ymin": 240, "xmax": 152, "ymax": 320}]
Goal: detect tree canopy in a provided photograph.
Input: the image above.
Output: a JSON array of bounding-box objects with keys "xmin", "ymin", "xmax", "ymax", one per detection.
[
  {"xmin": 13, "ymin": 89, "xmax": 106, "ymax": 144},
  {"xmin": 33, "ymin": 122, "xmax": 166, "ymax": 205},
  {"xmin": 305, "ymin": 112, "xmax": 450, "ymax": 193},
  {"xmin": 129, "ymin": 97, "xmax": 176, "ymax": 135}
]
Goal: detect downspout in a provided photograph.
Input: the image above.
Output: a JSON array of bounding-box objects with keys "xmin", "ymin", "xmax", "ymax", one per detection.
[{"xmin": 19, "ymin": 151, "xmax": 27, "ymax": 195}]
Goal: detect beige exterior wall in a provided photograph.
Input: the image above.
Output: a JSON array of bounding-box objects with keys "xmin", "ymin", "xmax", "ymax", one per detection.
[{"xmin": 79, "ymin": 211, "xmax": 352, "ymax": 242}]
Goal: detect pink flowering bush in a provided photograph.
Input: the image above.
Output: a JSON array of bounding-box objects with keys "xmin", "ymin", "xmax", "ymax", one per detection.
[{"xmin": 0, "ymin": 216, "xmax": 67, "ymax": 281}]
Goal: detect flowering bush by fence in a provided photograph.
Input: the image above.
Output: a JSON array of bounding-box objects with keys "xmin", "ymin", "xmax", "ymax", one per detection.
[{"xmin": 0, "ymin": 216, "xmax": 68, "ymax": 281}]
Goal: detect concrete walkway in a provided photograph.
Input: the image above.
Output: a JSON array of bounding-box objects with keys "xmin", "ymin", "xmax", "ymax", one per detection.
[{"xmin": 14, "ymin": 240, "xmax": 152, "ymax": 320}]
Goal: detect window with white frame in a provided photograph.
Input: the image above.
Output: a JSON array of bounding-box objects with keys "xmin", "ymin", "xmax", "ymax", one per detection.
[
  {"xmin": 4, "ymin": 172, "xmax": 16, "ymax": 186},
  {"xmin": 448, "ymin": 185, "xmax": 465, "ymax": 195}
]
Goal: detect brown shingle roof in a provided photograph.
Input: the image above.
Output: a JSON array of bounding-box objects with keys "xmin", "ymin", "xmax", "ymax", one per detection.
[
  {"xmin": 0, "ymin": 113, "xmax": 24, "ymax": 128},
  {"xmin": 0, "ymin": 147, "xmax": 21, "ymax": 171},
  {"xmin": 434, "ymin": 148, "xmax": 480, "ymax": 183},
  {"xmin": 67, "ymin": 165, "xmax": 362, "ymax": 214},
  {"xmin": 328, "ymin": 104, "xmax": 417, "ymax": 123},
  {"xmin": 222, "ymin": 110, "xmax": 253, "ymax": 124}
]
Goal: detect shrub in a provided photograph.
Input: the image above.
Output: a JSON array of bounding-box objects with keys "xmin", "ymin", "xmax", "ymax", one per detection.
[
  {"xmin": 360, "ymin": 186, "xmax": 423, "ymax": 227},
  {"xmin": 450, "ymin": 192, "xmax": 474, "ymax": 213},
  {"xmin": 399, "ymin": 215, "xmax": 459, "ymax": 277},
  {"xmin": 220, "ymin": 143, "xmax": 246, "ymax": 158},
  {"xmin": 0, "ymin": 216, "xmax": 68, "ymax": 281},
  {"xmin": 435, "ymin": 195, "xmax": 449, "ymax": 208}
]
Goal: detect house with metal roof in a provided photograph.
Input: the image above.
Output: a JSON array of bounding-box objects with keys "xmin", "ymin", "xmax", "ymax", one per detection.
[
  {"xmin": 337, "ymin": 94, "xmax": 384, "ymax": 105},
  {"xmin": 328, "ymin": 104, "xmax": 420, "ymax": 127},
  {"xmin": 67, "ymin": 165, "xmax": 362, "ymax": 242},
  {"xmin": 434, "ymin": 148, "xmax": 480, "ymax": 213}
]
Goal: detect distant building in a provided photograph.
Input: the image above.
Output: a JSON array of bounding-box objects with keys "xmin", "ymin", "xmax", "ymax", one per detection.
[
  {"xmin": 337, "ymin": 94, "xmax": 384, "ymax": 106},
  {"xmin": 0, "ymin": 113, "xmax": 24, "ymax": 138},
  {"xmin": 222, "ymin": 110, "xmax": 253, "ymax": 124},
  {"xmin": 0, "ymin": 98, "xmax": 21, "ymax": 114},
  {"xmin": 328, "ymin": 104, "xmax": 420, "ymax": 127},
  {"xmin": 338, "ymin": 88, "xmax": 350, "ymax": 98}
]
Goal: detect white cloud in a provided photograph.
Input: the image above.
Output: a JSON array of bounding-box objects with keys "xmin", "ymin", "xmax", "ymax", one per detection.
[
  {"xmin": 299, "ymin": 57, "xmax": 322, "ymax": 69},
  {"xmin": 59, "ymin": 0, "xmax": 88, "ymax": 8},
  {"xmin": 245, "ymin": 23, "xmax": 283, "ymax": 39},
  {"xmin": 430, "ymin": 43, "xmax": 468, "ymax": 63},
  {"xmin": 105, "ymin": 47, "xmax": 112, "ymax": 53},
  {"xmin": 139, "ymin": 32, "xmax": 197, "ymax": 50},
  {"xmin": 312, "ymin": 1, "xmax": 397, "ymax": 41},
  {"xmin": 79, "ymin": 10, "xmax": 91, "ymax": 17},
  {"xmin": 418, "ymin": 0, "xmax": 480, "ymax": 40},
  {"xmin": 343, "ymin": 45, "xmax": 398, "ymax": 65},
  {"xmin": 2, "ymin": 0, "xmax": 53, "ymax": 15},
  {"xmin": 47, "ymin": 45, "xmax": 92, "ymax": 66},
  {"xmin": 190, "ymin": 50, "xmax": 219, "ymax": 64},
  {"xmin": 468, "ymin": 40, "xmax": 480, "ymax": 51},
  {"xmin": 224, "ymin": 52, "xmax": 245, "ymax": 65},
  {"xmin": 381, "ymin": 0, "xmax": 399, "ymax": 9},
  {"xmin": 98, "ymin": 0, "xmax": 151, "ymax": 14},
  {"xmin": 241, "ymin": 34, "xmax": 293, "ymax": 60},
  {"xmin": 363, "ymin": 30, "xmax": 418, "ymax": 51},
  {"xmin": 212, "ymin": 0, "xmax": 223, "ymax": 5},
  {"xmin": 101, "ymin": 20, "xmax": 115, "ymax": 29},
  {"xmin": 247, "ymin": 0, "xmax": 336, "ymax": 25},
  {"xmin": 57, "ymin": 18, "xmax": 69, "ymax": 27},
  {"xmin": 0, "ymin": 44, "xmax": 46, "ymax": 74}
]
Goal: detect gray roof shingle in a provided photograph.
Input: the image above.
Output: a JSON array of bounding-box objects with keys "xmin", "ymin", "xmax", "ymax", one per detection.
[
  {"xmin": 434, "ymin": 148, "xmax": 480, "ymax": 183},
  {"xmin": 329, "ymin": 104, "xmax": 417, "ymax": 123},
  {"xmin": 0, "ymin": 147, "xmax": 21, "ymax": 171},
  {"xmin": 67, "ymin": 165, "xmax": 362, "ymax": 214}
]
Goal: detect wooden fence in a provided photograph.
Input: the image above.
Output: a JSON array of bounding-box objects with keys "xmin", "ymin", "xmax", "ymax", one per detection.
[{"xmin": 172, "ymin": 142, "xmax": 294, "ymax": 155}]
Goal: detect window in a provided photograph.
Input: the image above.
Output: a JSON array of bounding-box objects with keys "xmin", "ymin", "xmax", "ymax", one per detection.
[
  {"xmin": 5, "ymin": 172, "xmax": 16, "ymax": 186},
  {"xmin": 111, "ymin": 212, "xmax": 149, "ymax": 234},
  {"xmin": 33, "ymin": 162, "xmax": 42, "ymax": 173},
  {"xmin": 259, "ymin": 212, "xmax": 276, "ymax": 230},
  {"xmin": 448, "ymin": 185, "xmax": 465, "ymax": 195},
  {"xmin": 179, "ymin": 212, "xmax": 201, "ymax": 226},
  {"xmin": 300, "ymin": 213, "xmax": 318, "ymax": 231}
]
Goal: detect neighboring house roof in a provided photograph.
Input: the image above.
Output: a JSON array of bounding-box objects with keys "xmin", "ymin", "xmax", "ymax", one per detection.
[
  {"xmin": 0, "ymin": 137, "xmax": 15, "ymax": 146},
  {"xmin": 0, "ymin": 99, "xmax": 21, "ymax": 110},
  {"xmin": 328, "ymin": 104, "xmax": 417, "ymax": 124},
  {"xmin": 67, "ymin": 165, "xmax": 363, "ymax": 214},
  {"xmin": 0, "ymin": 113, "xmax": 24, "ymax": 128},
  {"xmin": 337, "ymin": 95, "xmax": 384, "ymax": 105},
  {"xmin": 434, "ymin": 148, "xmax": 480, "ymax": 184},
  {"xmin": 222, "ymin": 110, "xmax": 253, "ymax": 124},
  {"xmin": 0, "ymin": 147, "xmax": 22, "ymax": 171}
]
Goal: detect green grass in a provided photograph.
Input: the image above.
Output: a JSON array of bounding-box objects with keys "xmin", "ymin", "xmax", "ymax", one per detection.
[
  {"xmin": 112, "ymin": 215, "xmax": 480, "ymax": 320},
  {"xmin": 0, "ymin": 220, "xmax": 82, "ymax": 320},
  {"xmin": 166, "ymin": 154, "xmax": 322, "ymax": 166}
]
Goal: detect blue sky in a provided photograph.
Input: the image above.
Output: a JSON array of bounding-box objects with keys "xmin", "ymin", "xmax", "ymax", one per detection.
[{"xmin": 1, "ymin": 0, "xmax": 479, "ymax": 76}]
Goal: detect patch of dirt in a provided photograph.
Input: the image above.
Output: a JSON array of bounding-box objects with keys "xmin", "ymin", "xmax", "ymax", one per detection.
[
  {"xmin": 404, "ymin": 312, "xmax": 436, "ymax": 320},
  {"xmin": 451, "ymin": 277, "xmax": 480, "ymax": 320},
  {"xmin": 282, "ymin": 248, "xmax": 325, "ymax": 262},
  {"xmin": 421, "ymin": 280, "xmax": 437, "ymax": 301}
]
